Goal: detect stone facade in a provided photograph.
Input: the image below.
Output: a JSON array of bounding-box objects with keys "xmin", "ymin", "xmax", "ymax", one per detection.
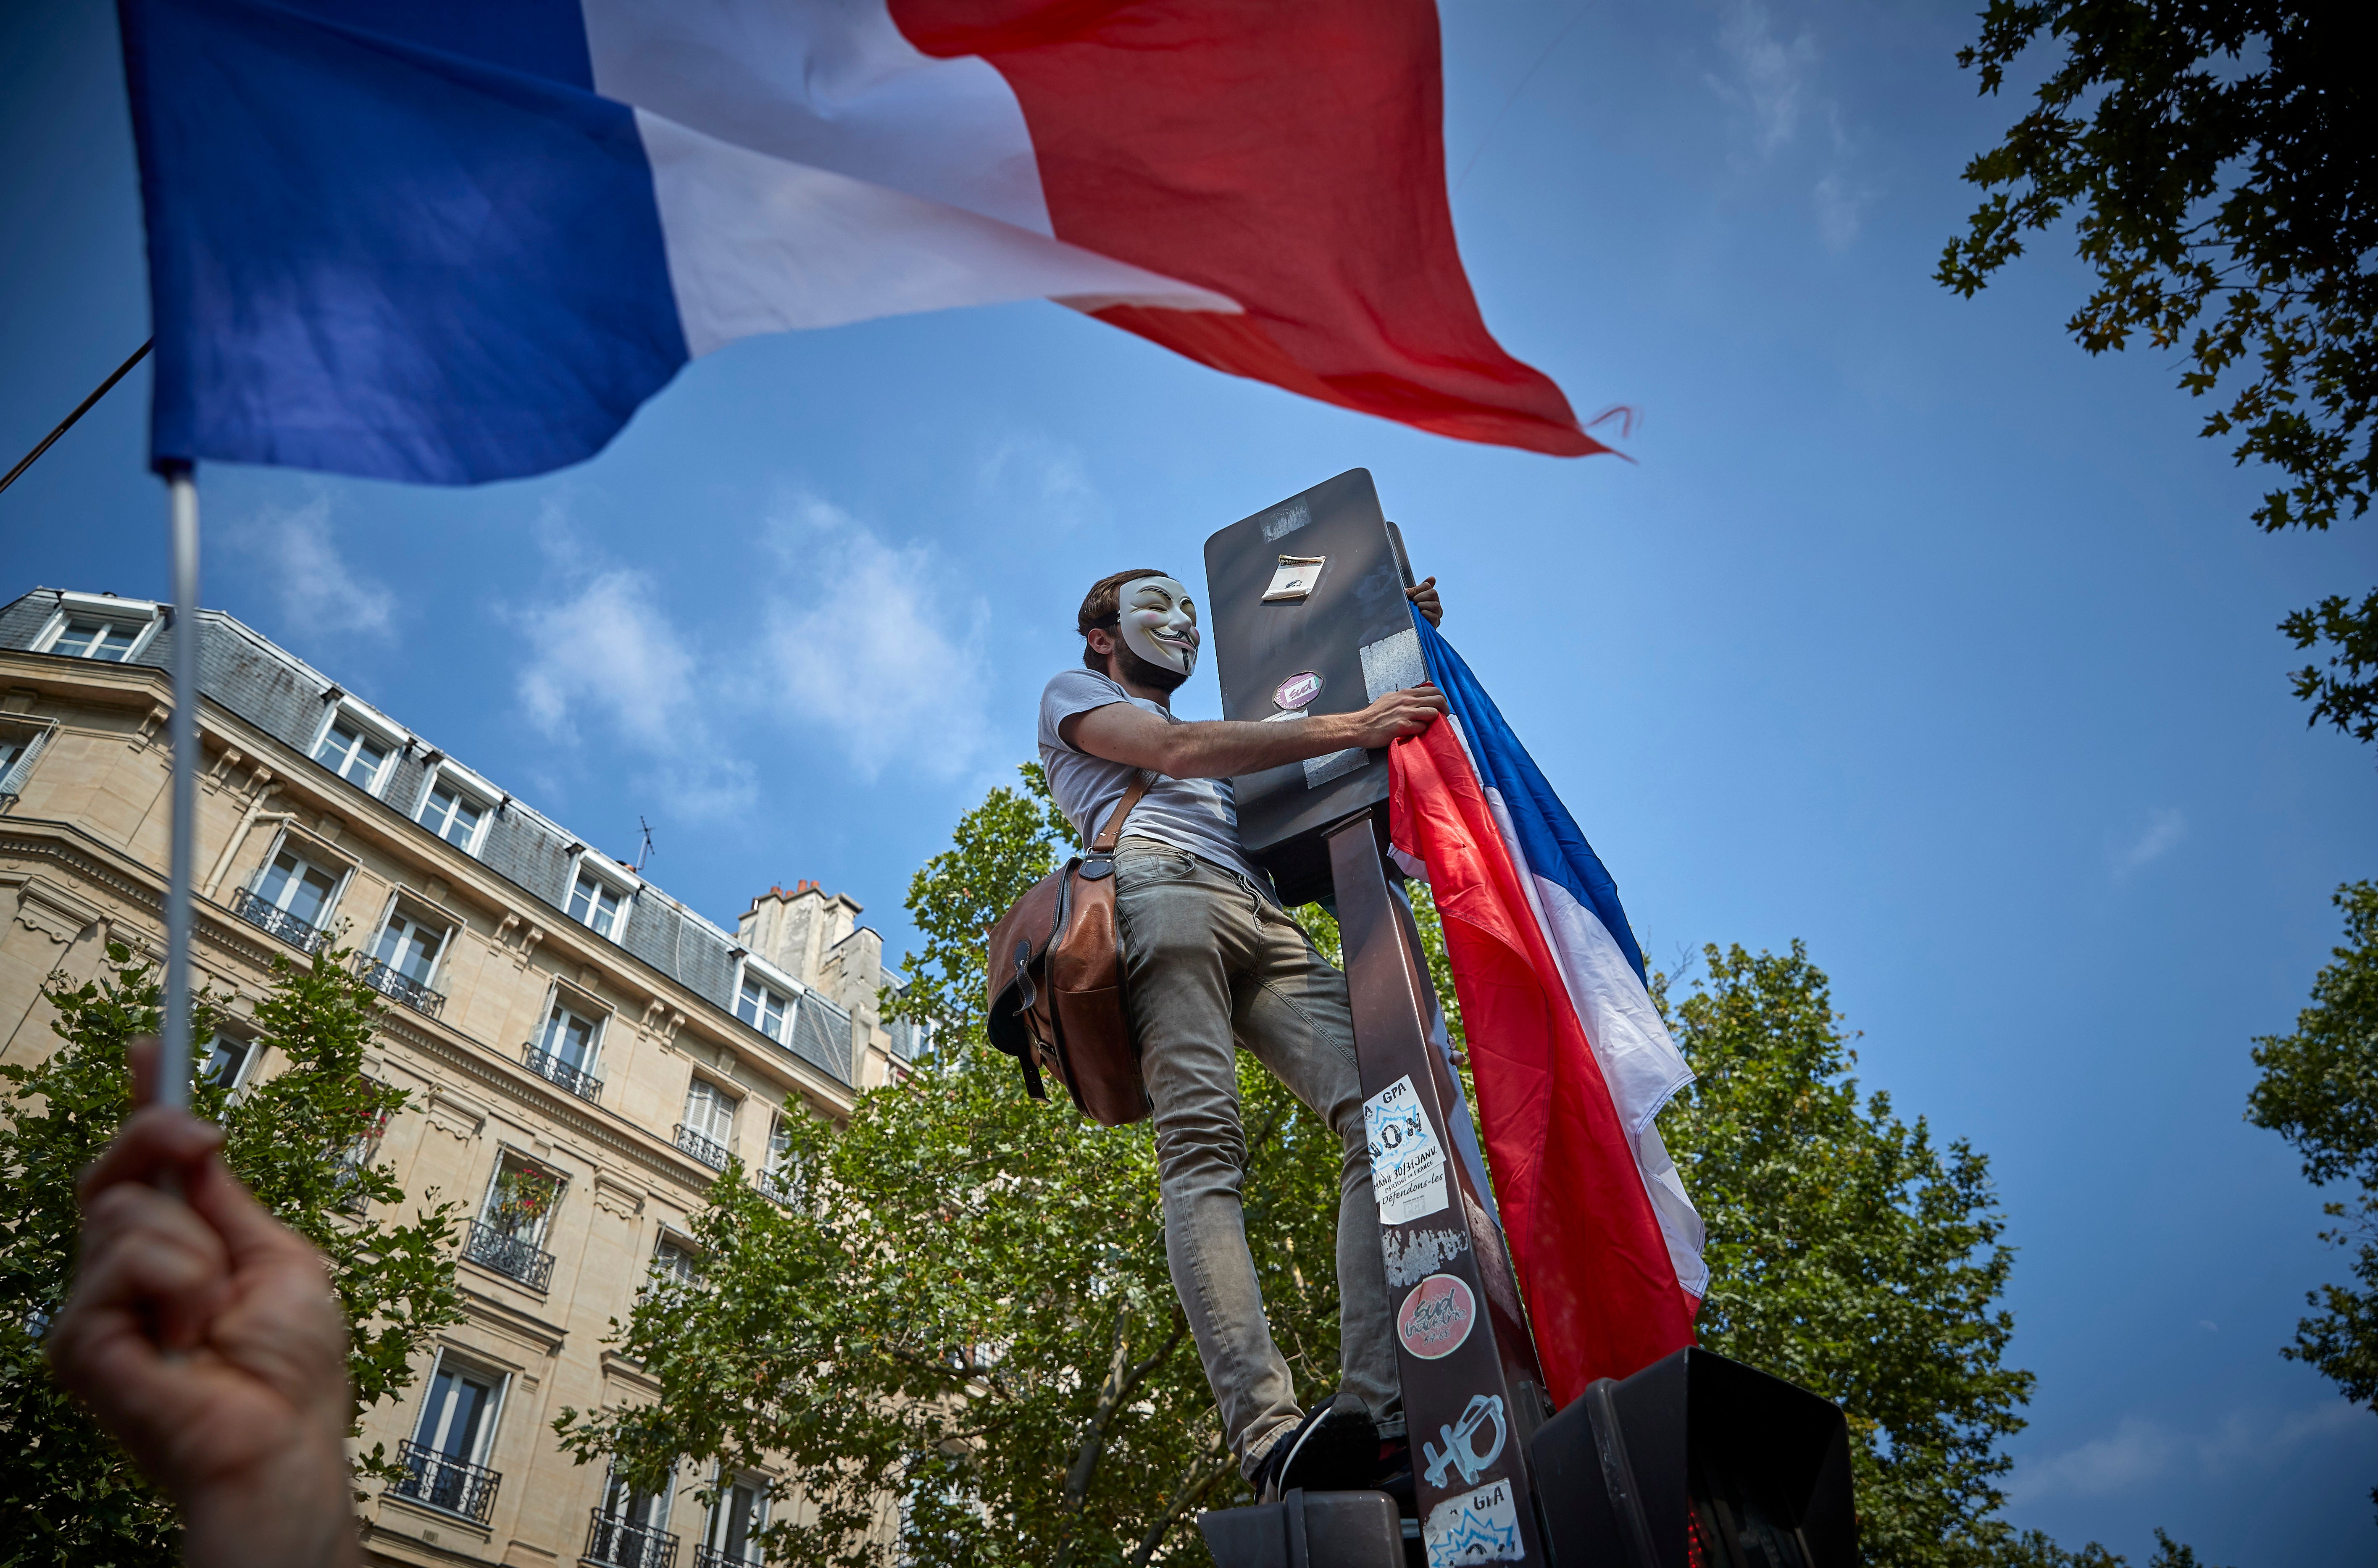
[{"xmin": 0, "ymin": 586, "xmax": 919, "ymax": 1568}]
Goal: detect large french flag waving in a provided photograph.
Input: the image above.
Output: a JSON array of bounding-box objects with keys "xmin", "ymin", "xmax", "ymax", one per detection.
[
  {"xmin": 119, "ymin": 0, "xmax": 1610, "ymax": 484},
  {"xmin": 1389, "ymin": 610, "xmax": 1705, "ymax": 1404}
]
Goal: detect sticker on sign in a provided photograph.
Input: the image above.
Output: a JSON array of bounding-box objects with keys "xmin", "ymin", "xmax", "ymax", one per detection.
[
  {"xmin": 1365, "ymin": 1075, "xmax": 1449, "ymax": 1224},
  {"xmin": 1423, "ymin": 1478, "xmax": 1523, "ymax": 1565}
]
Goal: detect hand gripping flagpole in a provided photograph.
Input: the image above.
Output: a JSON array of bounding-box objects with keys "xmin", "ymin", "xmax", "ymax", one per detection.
[{"xmin": 158, "ymin": 461, "xmax": 200, "ymax": 1111}]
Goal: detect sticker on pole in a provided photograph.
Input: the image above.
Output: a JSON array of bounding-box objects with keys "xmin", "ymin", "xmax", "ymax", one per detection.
[
  {"xmin": 1397, "ymin": 1273, "xmax": 1478, "ymax": 1360},
  {"xmin": 1365, "ymin": 1075, "xmax": 1449, "ymax": 1224},
  {"xmin": 1423, "ymin": 1478, "xmax": 1523, "ymax": 1565}
]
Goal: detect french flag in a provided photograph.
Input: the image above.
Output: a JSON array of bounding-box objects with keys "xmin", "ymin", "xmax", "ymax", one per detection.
[
  {"xmin": 1388, "ymin": 610, "xmax": 1705, "ymax": 1406},
  {"xmin": 119, "ymin": 0, "xmax": 1610, "ymax": 485}
]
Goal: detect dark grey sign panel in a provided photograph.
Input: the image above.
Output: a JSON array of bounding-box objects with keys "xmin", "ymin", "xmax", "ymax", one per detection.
[{"xmin": 1203, "ymin": 468, "xmax": 1420, "ymax": 907}]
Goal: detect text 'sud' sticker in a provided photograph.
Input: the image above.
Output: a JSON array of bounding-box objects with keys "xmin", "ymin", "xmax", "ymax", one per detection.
[
  {"xmin": 1397, "ymin": 1273, "xmax": 1478, "ymax": 1361},
  {"xmin": 1365, "ymin": 1075, "xmax": 1449, "ymax": 1224}
]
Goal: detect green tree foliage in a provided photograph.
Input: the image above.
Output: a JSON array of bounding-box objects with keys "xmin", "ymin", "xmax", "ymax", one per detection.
[
  {"xmin": 2247, "ymin": 880, "xmax": 2378, "ymax": 1504},
  {"xmin": 557, "ymin": 768, "xmax": 1338, "ymax": 1567},
  {"xmin": 0, "ymin": 941, "xmax": 463, "ymax": 1566},
  {"xmin": 1939, "ymin": 1, "xmax": 2377, "ymax": 739},
  {"xmin": 569, "ymin": 769, "xmax": 2175, "ymax": 1565}
]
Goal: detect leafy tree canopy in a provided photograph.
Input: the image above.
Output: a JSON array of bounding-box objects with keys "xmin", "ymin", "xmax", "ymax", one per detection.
[
  {"xmin": 1941, "ymin": 0, "xmax": 2377, "ymax": 740},
  {"xmin": 2246, "ymin": 880, "xmax": 2378, "ymax": 1505},
  {"xmin": 0, "ymin": 941, "xmax": 463, "ymax": 1567}
]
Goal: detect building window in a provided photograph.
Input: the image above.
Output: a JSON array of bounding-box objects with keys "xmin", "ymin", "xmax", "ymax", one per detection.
[
  {"xmin": 464, "ymin": 1155, "xmax": 562, "ymax": 1291},
  {"xmin": 50, "ymin": 617, "xmax": 144, "ymax": 661},
  {"xmin": 234, "ymin": 846, "xmax": 342, "ymax": 953},
  {"xmin": 588, "ymin": 1468, "xmax": 678, "ymax": 1568},
  {"xmin": 652, "ymin": 1236, "xmax": 701, "ymax": 1286},
  {"xmin": 525, "ymin": 1001, "xmax": 604, "ymax": 1100},
  {"xmin": 200, "ymin": 1031, "xmax": 258, "ymax": 1090},
  {"xmin": 390, "ymin": 1351, "xmax": 505, "ymax": 1523},
  {"xmin": 568, "ymin": 873, "xmax": 626, "ymax": 939},
  {"xmin": 419, "ymin": 777, "xmax": 487, "ymax": 852},
  {"xmin": 675, "ymin": 1079, "xmax": 736, "ymax": 1171},
  {"xmin": 0, "ymin": 727, "xmax": 43, "ymax": 798},
  {"xmin": 703, "ymin": 1474, "xmax": 768, "ymax": 1566},
  {"xmin": 363, "ymin": 909, "xmax": 449, "ymax": 1016},
  {"xmin": 735, "ymin": 976, "xmax": 789, "ymax": 1043},
  {"xmin": 759, "ymin": 1115, "xmax": 797, "ymax": 1205},
  {"xmin": 314, "ymin": 715, "xmax": 393, "ymax": 793}
]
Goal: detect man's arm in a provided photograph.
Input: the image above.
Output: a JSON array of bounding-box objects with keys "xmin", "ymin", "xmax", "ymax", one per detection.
[{"xmin": 1063, "ymin": 685, "xmax": 1447, "ymax": 779}]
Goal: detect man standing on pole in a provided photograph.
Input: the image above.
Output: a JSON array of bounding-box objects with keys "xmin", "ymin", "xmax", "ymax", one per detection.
[{"xmin": 1037, "ymin": 568, "xmax": 1447, "ymax": 1500}]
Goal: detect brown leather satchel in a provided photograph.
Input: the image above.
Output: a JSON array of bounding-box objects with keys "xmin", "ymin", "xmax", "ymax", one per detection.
[{"xmin": 984, "ymin": 774, "xmax": 1154, "ymax": 1126}]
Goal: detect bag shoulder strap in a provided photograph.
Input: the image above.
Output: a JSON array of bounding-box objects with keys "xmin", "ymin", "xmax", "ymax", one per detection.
[{"xmin": 1090, "ymin": 772, "xmax": 1155, "ymax": 855}]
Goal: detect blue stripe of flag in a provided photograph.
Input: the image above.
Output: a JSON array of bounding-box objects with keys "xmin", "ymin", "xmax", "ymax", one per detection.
[{"xmin": 1408, "ymin": 606, "xmax": 1649, "ymax": 985}]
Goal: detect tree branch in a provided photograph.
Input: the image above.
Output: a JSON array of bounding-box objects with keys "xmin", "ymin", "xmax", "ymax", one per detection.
[{"xmin": 1128, "ymin": 1441, "xmax": 1236, "ymax": 1568}]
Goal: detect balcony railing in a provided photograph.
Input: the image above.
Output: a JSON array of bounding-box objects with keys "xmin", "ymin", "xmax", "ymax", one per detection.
[
  {"xmin": 462, "ymin": 1219, "xmax": 555, "ymax": 1292},
  {"xmin": 231, "ymin": 890, "xmax": 331, "ymax": 955},
  {"xmin": 695, "ymin": 1547, "xmax": 762, "ymax": 1568},
  {"xmin": 387, "ymin": 1439, "xmax": 501, "ymax": 1525},
  {"xmin": 756, "ymin": 1166, "xmax": 798, "ymax": 1206},
  {"xmin": 583, "ymin": 1509, "xmax": 681, "ymax": 1568},
  {"xmin": 523, "ymin": 1044, "xmax": 603, "ymax": 1102},
  {"xmin": 673, "ymin": 1124, "xmax": 731, "ymax": 1171},
  {"xmin": 356, "ymin": 955, "xmax": 446, "ymax": 1018}
]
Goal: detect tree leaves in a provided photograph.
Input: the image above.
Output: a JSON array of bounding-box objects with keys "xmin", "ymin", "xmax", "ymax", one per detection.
[
  {"xmin": 1941, "ymin": 0, "xmax": 2378, "ymax": 741},
  {"xmin": 0, "ymin": 942, "xmax": 463, "ymax": 1566}
]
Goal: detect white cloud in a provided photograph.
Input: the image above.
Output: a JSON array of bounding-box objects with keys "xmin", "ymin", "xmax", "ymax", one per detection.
[
  {"xmin": 2010, "ymin": 1402, "xmax": 2363, "ymax": 1505},
  {"xmin": 979, "ymin": 434, "xmax": 1102, "ymax": 534},
  {"xmin": 234, "ymin": 495, "xmax": 395, "ymax": 642},
  {"xmin": 761, "ymin": 495, "xmax": 990, "ymax": 781},
  {"xmin": 1812, "ymin": 171, "xmax": 1871, "ymax": 251},
  {"xmin": 510, "ymin": 564, "xmax": 756, "ymax": 818},
  {"xmin": 1710, "ymin": 0, "xmax": 1817, "ymax": 154},
  {"xmin": 2112, "ymin": 806, "xmax": 2187, "ymax": 879}
]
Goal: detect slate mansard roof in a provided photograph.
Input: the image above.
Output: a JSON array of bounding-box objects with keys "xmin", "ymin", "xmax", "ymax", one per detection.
[{"xmin": 0, "ymin": 586, "xmax": 873, "ymax": 1087}]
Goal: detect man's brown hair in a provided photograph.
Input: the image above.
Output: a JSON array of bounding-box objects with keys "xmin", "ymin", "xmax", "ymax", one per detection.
[{"xmin": 1077, "ymin": 568, "xmax": 1172, "ymax": 673}]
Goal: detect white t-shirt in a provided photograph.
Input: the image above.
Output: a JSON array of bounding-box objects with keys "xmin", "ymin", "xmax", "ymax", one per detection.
[{"xmin": 1037, "ymin": 669, "xmax": 1272, "ymax": 889}]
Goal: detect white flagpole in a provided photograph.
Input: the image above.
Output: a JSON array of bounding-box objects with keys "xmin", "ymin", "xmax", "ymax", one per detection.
[{"xmin": 159, "ymin": 461, "xmax": 200, "ymax": 1110}]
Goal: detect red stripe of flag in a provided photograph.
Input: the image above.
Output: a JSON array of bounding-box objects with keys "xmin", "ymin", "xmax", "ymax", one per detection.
[
  {"xmin": 892, "ymin": 0, "xmax": 1607, "ymax": 457},
  {"xmin": 1390, "ymin": 721, "xmax": 1694, "ymax": 1405}
]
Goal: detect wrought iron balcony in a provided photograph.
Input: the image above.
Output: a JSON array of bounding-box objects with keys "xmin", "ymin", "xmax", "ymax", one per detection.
[
  {"xmin": 387, "ymin": 1439, "xmax": 500, "ymax": 1525},
  {"xmin": 523, "ymin": 1044, "xmax": 603, "ymax": 1101},
  {"xmin": 694, "ymin": 1546, "xmax": 760, "ymax": 1568},
  {"xmin": 357, "ymin": 955, "xmax": 446, "ymax": 1018},
  {"xmin": 583, "ymin": 1509, "xmax": 680, "ymax": 1568},
  {"xmin": 756, "ymin": 1166, "xmax": 798, "ymax": 1206},
  {"xmin": 674, "ymin": 1124, "xmax": 731, "ymax": 1171},
  {"xmin": 462, "ymin": 1219, "xmax": 555, "ymax": 1292},
  {"xmin": 231, "ymin": 890, "xmax": 330, "ymax": 955}
]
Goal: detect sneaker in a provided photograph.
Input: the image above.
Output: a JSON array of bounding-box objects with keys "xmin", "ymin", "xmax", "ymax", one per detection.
[{"xmin": 1254, "ymin": 1394, "xmax": 1382, "ymax": 1501}]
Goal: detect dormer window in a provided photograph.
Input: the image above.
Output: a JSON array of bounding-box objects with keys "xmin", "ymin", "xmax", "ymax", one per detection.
[
  {"xmin": 735, "ymin": 976, "xmax": 789, "ymax": 1042},
  {"xmin": 568, "ymin": 873, "xmax": 625, "ymax": 938},
  {"xmin": 316, "ymin": 718, "xmax": 390, "ymax": 788},
  {"xmin": 418, "ymin": 773, "xmax": 489, "ymax": 852},
  {"xmin": 55, "ymin": 619, "xmax": 142, "ymax": 660},
  {"xmin": 33, "ymin": 595, "xmax": 160, "ymax": 663}
]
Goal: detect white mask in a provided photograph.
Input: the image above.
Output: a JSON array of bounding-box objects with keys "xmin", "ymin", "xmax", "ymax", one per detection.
[{"xmin": 1118, "ymin": 575, "xmax": 1201, "ymax": 677}]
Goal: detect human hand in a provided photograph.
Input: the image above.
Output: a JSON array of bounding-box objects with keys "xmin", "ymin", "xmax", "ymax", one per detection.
[
  {"xmin": 1345, "ymin": 683, "xmax": 1447, "ymax": 749},
  {"xmin": 47, "ymin": 1037, "xmax": 358, "ymax": 1568},
  {"xmin": 1406, "ymin": 576, "xmax": 1442, "ymax": 626}
]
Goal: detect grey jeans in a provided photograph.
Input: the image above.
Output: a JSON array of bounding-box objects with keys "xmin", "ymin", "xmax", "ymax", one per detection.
[{"xmin": 1113, "ymin": 836, "xmax": 1402, "ymax": 1477}]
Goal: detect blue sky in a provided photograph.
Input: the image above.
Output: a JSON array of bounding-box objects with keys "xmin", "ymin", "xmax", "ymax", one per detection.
[{"xmin": 5, "ymin": 2, "xmax": 2374, "ymax": 1559}]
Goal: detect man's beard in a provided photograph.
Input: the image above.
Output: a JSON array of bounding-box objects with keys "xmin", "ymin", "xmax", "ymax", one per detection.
[{"xmin": 1116, "ymin": 640, "xmax": 1189, "ymax": 695}]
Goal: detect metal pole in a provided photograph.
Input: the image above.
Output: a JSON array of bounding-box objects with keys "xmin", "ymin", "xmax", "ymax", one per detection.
[
  {"xmin": 159, "ymin": 461, "xmax": 200, "ymax": 1110},
  {"xmin": 0, "ymin": 340, "xmax": 153, "ymax": 497}
]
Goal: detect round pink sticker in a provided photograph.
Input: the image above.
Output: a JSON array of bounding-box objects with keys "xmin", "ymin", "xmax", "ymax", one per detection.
[
  {"xmin": 1274, "ymin": 671, "xmax": 1324, "ymax": 710},
  {"xmin": 1396, "ymin": 1273, "xmax": 1477, "ymax": 1361}
]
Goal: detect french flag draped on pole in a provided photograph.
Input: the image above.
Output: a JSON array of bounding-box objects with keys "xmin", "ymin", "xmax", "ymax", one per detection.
[
  {"xmin": 1388, "ymin": 609, "xmax": 1705, "ymax": 1406},
  {"xmin": 117, "ymin": 0, "xmax": 1612, "ymax": 484}
]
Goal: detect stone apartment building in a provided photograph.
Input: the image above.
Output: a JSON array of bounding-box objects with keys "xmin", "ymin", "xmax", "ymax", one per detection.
[{"xmin": 0, "ymin": 585, "xmax": 923, "ymax": 1568}]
